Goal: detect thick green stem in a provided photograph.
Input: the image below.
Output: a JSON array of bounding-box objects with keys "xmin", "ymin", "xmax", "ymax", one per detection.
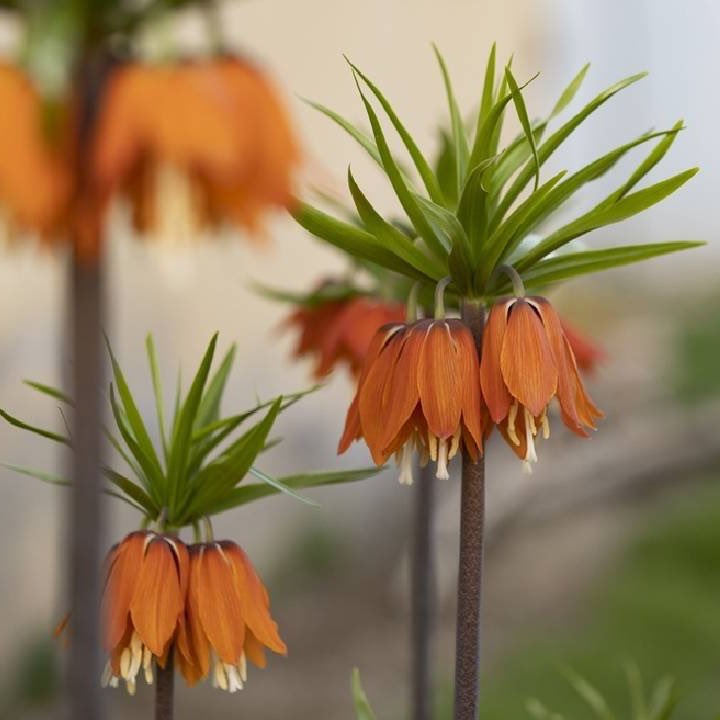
[{"xmin": 453, "ymin": 300, "xmax": 486, "ymax": 720}]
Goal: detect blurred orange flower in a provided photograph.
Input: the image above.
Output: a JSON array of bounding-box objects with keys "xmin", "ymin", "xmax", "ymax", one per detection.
[
  {"xmin": 101, "ymin": 531, "xmax": 189, "ymax": 695},
  {"xmin": 481, "ymin": 296, "xmax": 603, "ymax": 471},
  {"xmin": 339, "ymin": 319, "xmax": 484, "ymax": 483},
  {"xmin": 560, "ymin": 318, "xmax": 607, "ymax": 374},
  {"xmin": 177, "ymin": 541, "xmax": 286, "ymax": 692},
  {"xmin": 93, "ymin": 56, "xmax": 299, "ymax": 244},
  {"xmin": 286, "ymin": 295, "xmax": 405, "ymax": 378},
  {"xmin": 0, "ymin": 64, "xmax": 72, "ymax": 243}
]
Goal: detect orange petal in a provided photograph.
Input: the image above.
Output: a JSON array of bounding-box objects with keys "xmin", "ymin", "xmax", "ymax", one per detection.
[
  {"xmin": 196, "ymin": 544, "xmax": 246, "ymax": 665},
  {"xmin": 380, "ymin": 320, "xmax": 428, "ymax": 452},
  {"xmin": 102, "ymin": 532, "xmax": 146, "ymax": 652},
  {"xmin": 130, "ymin": 536, "xmax": 184, "ymax": 657},
  {"xmin": 224, "ymin": 543, "xmax": 287, "ymax": 656},
  {"xmin": 500, "ymin": 299, "xmax": 558, "ymax": 417},
  {"xmin": 243, "ymin": 629, "xmax": 268, "ymax": 669},
  {"xmin": 417, "ymin": 321, "xmax": 462, "ymax": 439},
  {"xmin": 449, "ymin": 319, "xmax": 484, "ymax": 454},
  {"xmin": 480, "ymin": 301, "xmax": 513, "ymax": 423},
  {"xmin": 560, "ymin": 318, "xmax": 606, "ymax": 374},
  {"xmin": 186, "ymin": 546, "xmax": 211, "ymax": 677}
]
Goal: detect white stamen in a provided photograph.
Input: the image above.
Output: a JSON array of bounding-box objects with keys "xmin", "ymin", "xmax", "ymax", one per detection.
[
  {"xmin": 239, "ymin": 653, "xmax": 247, "ymax": 683},
  {"xmin": 523, "ymin": 407, "xmax": 538, "ymax": 467},
  {"xmin": 126, "ymin": 678, "xmax": 136, "ymax": 696},
  {"xmin": 507, "ymin": 402, "xmax": 520, "ymax": 446},
  {"xmin": 101, "ymin": 661, "xmax": 113, "ymax": 688},
  {"xmin": 226, "ymin": 663, "xmax": 244, "ymax": 693},
  {"xmin": 109, "ymin": 676, "xmax": 119, "ymax": 689},
  {"xmin": 448, "ymin": 427, "xmax": 461, "ymax": 460},
  {"xmin": 427, "ymin": 432, "xmax": 438, "ymax": 461},
  {"xmin": 214, "ymin": 661, "xmax": 228, "ymax": 691},
  {"xmin": 435, "ymin": 439, "xmax": 450, "ymax": 480},
  {"xmin": 120, "ymin": 648, "xmax": 131, "ymax": 680},
  {"xmin": 540, "ymin": 409, "xmax": 550, "ymax": 439},
  {"xmin": 397, "ymin": 444, "xmax": 415, "ymax": 485}
]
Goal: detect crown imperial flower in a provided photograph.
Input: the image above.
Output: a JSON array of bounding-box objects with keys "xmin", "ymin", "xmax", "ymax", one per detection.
[
  {"xmin": 339, "ymin": 318, "xmax": 483, "ymax": 483},
  {"xmin": 101, "ymin": 531, "xmax": 189, "ymax": 695},
  {"xmin": 481, "ymin": 296, "xmax": 603, "ymax": 471},
  {"xmin": 177, "ymin": 541, "xmax": 287, "ymax": 693}
]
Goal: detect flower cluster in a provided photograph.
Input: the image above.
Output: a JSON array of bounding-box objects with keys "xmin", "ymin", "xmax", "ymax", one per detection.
[
  {"xmin": 340, "ymin": 295, "xmax": 602, "ymax": 478},
  {"xmin": 101, "ymin": 531, "xmax": 285, "ymax": 695}
]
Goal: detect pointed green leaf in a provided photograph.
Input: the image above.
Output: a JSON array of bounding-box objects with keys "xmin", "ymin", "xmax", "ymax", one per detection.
[
  {"xmin": 502, "ymin": 242, "xmax": 704, "ymax": 292},
  {"xmin": 0, "ymin": 408, "xmax": 70, "ymax": 445},
  {"xmin": 202, "ymin": 467, "xmax": 379, "ymax": 512},
  {"xmin": 492, "ymin": 72, "xmax": 648, "ymax": 230},
  {"xmin": 353, "ymin": 77, "xmax": 445, "ymax": 259},
  {"xmin": 3, "ymin": 463, "xmax": 71, "ymax": 486},
  {"xmin": 166, "ymin": 333, "xmax": 218, "ymax": 511},
  {"xmin": 477, "ymin": 42, "xmax": 497, "ymax": 131},
  {"xmin": 194, "ymin": 343, "xmax": 236, "ymax": 430},
  {"xmin": 433, "ymin": 45, "xmax": 470, "ymax": 188},
  {"xmin": 352, "ymin": 669, "xmax": 377, "ymax": 720},
  {"xmin": 456, "ymin": 157, "xmax": 497, "ymax": 259},
  {"xmin": 102, "ymin": 466, "xmax": 158, "ymax": 514},
  {"xmin": 505, "ymin": 65, "xmax": 540, "ymax": 191},
  {"xmin": 550, "ymin": 63, "xmax": 591, "ymax": 118},
  {"xmin": 562, "ymin": 667, "xmax": 616, "ymax": 720},
  {"xmin": 247, "ymin": 466, "xmax": 318, "ymax": 507},
  {"xmin": 294, "ymin": 202, "xmax": 429, "ymax": 279},
  {"xmin": 347, "ymin": 169, "xmax": 445, "ymax": 280},
  {"xmin": 145, "ymin": 335, "xmax": 169, "ymax": 462},
  {"xmin": 23, "ymin": 380, "xmax": 73, "ymax": 406},
  {"xmin": 348, "ymin": 60, "xmax": 445, "ymax": 204},
  {"xmin": 515, "ymin": 167, "xmax": 698, "ymax": 270}
]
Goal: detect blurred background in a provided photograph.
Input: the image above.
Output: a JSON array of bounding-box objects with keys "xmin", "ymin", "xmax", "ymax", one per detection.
[{"xmin": 0, "ymin": 0, "xmax": 719, "ymax": 718}]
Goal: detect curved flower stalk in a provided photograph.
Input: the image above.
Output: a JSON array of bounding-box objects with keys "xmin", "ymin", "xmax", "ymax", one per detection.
[
  {"xmin": 1, "ymin": 334, "xmax": 377, "ymax": 697},
  {"xmin": 292, "ymin": 43, "xmax": 704, "ymax": 720}
]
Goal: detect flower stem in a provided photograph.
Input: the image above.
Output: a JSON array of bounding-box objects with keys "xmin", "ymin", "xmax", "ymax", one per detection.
[
  {"xmin": 411, "ymin": 462, "xmax": 436, "ymax": 720},
  {"xmin": 454, "ymin": 300, "xmax": 486, "ymax": 720},
  {"xmin": 155, "ymin": 646, "xmax": 175, "ymax": 720}
]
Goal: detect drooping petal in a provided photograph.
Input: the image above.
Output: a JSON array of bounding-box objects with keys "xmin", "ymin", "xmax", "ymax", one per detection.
[
  {"xmin": 130, "ymin": 537, "xmax": 184, "ymax": 657},
  {"xmin": 186, "ymin": 546, "xmax": 211, "ymax": 678},
  {"xmin": 449, "ymin": 319, "xmax": 484, "ymax": 454},
  {"xmin": 224, "ymin": 543, "xmax": 286, "ymax": 656},
  {"xmin": 480, "ymin": 300, "xmax": 513, "ymax": 423},
  {"xmin": 500, "ymin": 299, "xmax": 558, "ymax": 417},
  {"xmin": 560, "ymin": 318, "xmax": 606, "ymax": 374},
  {"xmin": 243, "ymin": 629, "xmax": 267, "ymax": 669},
  {"xmin": 417, "ymin": 321, "xmax": 462, "ymax": 440},
  {"xmin": 103, "ymin": 532, "xmax": 146, "ymax": 652},
  {"xmin": 196, "ymin": 544, "xmax": 246, "ymax": 665}
]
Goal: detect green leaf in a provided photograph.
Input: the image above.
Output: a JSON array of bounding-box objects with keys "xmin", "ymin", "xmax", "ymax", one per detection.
[
  {"xmin": 347, "ymin": 169, "xmax": 445, "ymax": 281},
  {"xmin": 247, "ymin": 466, "xmax": 319, "ymax": 507},
  {"xmin": 550, "ymin": 63, "xmax": 591, "ymax": 118},
  {"xmin": 456, "ymin": 157, "xmax": 497, "ymax": 260},
  {"xmin": 468, "ymin": 89, "xmax": 515, "ymax": 175},
  {"xmin": 166, "ymin": 333, "xmax": 218, "ymax": 512},
  {"xmin": 525, "ymin": 699, "xmax": 566, "ymax": 720},
  {"xmin": 505, "ymin": 65, "xmax": 540, "ymax": 190},
  {"xmin": 302, "ymin": 97, "xmax": 382, "ymax": 167},
  {"xmin": 294, "ymin": 203, "xmax": 429, "ymax": 279},
  {"xmin": 598, "ymin": 120, "xmax": 684, "ymax": 207},
  {"xmin": 145, "ymin": 335, "xmax": 169, "ymax": 462},
  {"xmin": 348, "ymin": 60, "xmax": 445, "ymax": 205},
  {"xmin": 177, "ymin": 398, "xmax": 282, "ymax": 524},
  {"xmin": 413, "ymin": 193, "xmax": 468, "ymax": 254},
  {"xmin": 492, "ymin": 72, "xmax": 648, "ymax": 230},
  {"xmin": 0, "ymin": 408, "xmax": 70, "ymax": 445},
  {"xmin": 353, "ymin": 77, "xmax": 445, "ymax": 259},
  {"xmin": 206, "ymin": 467, "xmax": 379, "ymax": 512},
  {"xmin": 624, "ymin": 663, "xmax": 648, "ymax": 720},
  {"xmin": 23, "ymin": 380, "xmax": 73, "ymax": 406},
  {"xmin": 433, "ymin": 45, "xmax": 470, "ymax": 190},
  {"xmin": 647, "ymin": 677, "xmax": 677, "ymax": 720},
  {"xmin": 107, "ymin": 339, "xmax": 165, "ymax": 483},
  {"xmin": 562, "ymin": 667, "xmax": 616, "ymax": 720},
  {"xmin": 351, "ymin": 669, "xmax": 377, "ymax": 720},
  {"xmin": 3, "ymin": 463, "xmax": 71, "ymax": 486},
  {"xmin": 515, "ymin": 167, "xmax": 698, "ymax": 270},
  {"xmin": 477, "ymin": 42, "xmax": 497, "ymax": 131},
  {"xmin": 102, "ymin": 466, "xmax": 158, "ymax": 515},
  {"xmin": 505, "ymin": 242, "xmax": 704, "ymax": 291},
  {"xmin": 194, "ymin": 343, "xmax": 236, "ymax": 430}
]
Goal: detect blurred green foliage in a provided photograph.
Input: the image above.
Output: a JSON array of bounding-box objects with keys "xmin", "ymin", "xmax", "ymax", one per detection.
[
  {"xmin": 674, "ymin": 296, "xmax": 720, "ymax": 403},
  {"xmin": 471, "ymin": 479, "xmax": 720, "ymax": 719}
]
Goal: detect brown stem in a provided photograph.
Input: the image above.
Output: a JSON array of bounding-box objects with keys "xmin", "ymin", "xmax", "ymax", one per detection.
[
  {"xmin": 411, "ymin": 462, "xmax": 436, "ymax": 720},
  {"xmin": 156, "ymin": 646, "xmax": 175, "ymax": 720},
  {"xmin": 453, "ymin": 300, "xmax": 486, "ymax": 720}
]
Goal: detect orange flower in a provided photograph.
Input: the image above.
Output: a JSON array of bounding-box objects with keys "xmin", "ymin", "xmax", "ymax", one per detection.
[
  {"xmin": 176, "ymin": 541, "xmax": 286, "ymax": 692},
  {"xmin": 560, "ymin": 318, "xmax": 607, "ymax": 374},
  {"xmin": 0, "ymin": 64, "xmax": 72, "ymax": 242},
  {"xmin": 481, "ymin": 296, "xmax": 603, "ymax": 471},
  {"xmin": 286, "ymin": 295, "xmax": 405, "ymax": 378},
  {"xmin": 93, "ymin": 56, "xmax": 299, "ymax": 244},
  {"xmin": 101, "ymin": 531, "xmax": 189, "ymax": 695},
  {"xmin": 339, "ymin": 319, "xmax": 484, "ymax": 483}
]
